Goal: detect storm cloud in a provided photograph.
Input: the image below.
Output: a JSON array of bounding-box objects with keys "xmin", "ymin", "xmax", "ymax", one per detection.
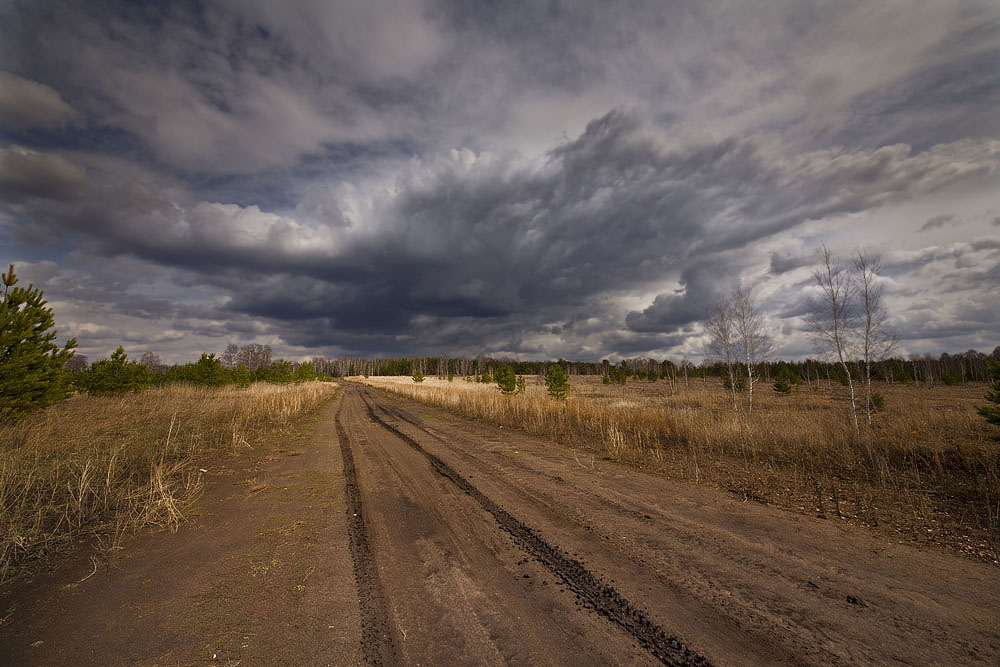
[
  {"xmin": 1, "ymin": 0, "xmax": 998, "ymax": 362},
  {"xmin": 0, "ymin": 72, "xmax": 78, "ymax": 131}
]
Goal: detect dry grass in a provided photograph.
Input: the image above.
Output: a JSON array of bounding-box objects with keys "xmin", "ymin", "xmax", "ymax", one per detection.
[
  {"xmin": 0, "ymin": 382, "xmax": 337, "ymax": 581},
  {"xmin": 359, "ymin": 375, "xmax": 999, "ymax": 561}
]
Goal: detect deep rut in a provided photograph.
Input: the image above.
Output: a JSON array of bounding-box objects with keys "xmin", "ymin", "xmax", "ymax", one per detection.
[
  {"xmin": 359, "ymin": 388, "xmax": 710, "ymax": 667},
  {"xmin": 335, "ymin": 397, "xmax": 397, "ymax": 665}
]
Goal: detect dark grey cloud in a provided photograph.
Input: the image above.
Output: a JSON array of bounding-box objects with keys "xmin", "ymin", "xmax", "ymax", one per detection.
[
  {"xmin": 625, "ymin": 262, "xmax": 731, "ymax": 333},
  {"xmin": 919, "ymin": 214, "xmax": 956, "ymax": 232},
  {"xmin": 0, "ymin": 145, "xmax": 86, "ymax": 201},
  {"xmin": 1, "ymin": 0, "xmax": 426, "ymax": 178},
  {"xmin": 2, "ymin": 0, "xmax": 998, "ymax": 361},
  {"xmin": 769, "ymin": 252, "xmax": 813, "ymax": 275},
  {"xmin": 5, "ymin": 107, "xmax": 999, "ymax": 358}
]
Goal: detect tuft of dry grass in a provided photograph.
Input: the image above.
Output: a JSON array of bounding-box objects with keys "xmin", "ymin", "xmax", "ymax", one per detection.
[
  {"xmin": 359, "ymin": 375, "xmax": 999, "ymax": 561},
  {"xmin": 0, "ymin": 382, "xmax": 337, "ymax": 581}
]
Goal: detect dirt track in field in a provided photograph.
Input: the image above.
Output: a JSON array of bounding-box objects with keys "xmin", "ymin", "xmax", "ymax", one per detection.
[{"xmin": 3, "ymin": 383, "xmax": 999, "ymax": 665}]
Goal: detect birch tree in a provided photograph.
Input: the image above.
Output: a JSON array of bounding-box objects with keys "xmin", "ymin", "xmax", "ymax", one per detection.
[
  {"xmin": 731, "ymin": 285, "xmax": 772, "ymax": 415},
  {"xmin": 853, "ymin": 250, "xmax": 897, "ymax": 425},
  {"xmin": 220, "ymin": 343, "xmax": 239, "ymax": 369},
  {"xmin": 236, "ymin": 343, "xmax": 272, "ymax": 371},
  {"xmin": 809, "ymin": 245, "xmax": 859, "ymax": 431},
  {"xmin": 705, "ymin": 297, "xmax": 739, "ymax": 410}
]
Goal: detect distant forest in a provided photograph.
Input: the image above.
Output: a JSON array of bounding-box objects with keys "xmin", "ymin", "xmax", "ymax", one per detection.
[
  {"xmin": 310, "ymin": 348, "xmax": 1000, "ymax": 386},
  {"xmin": 64, "ymin": 344, "xmax": 1000, "ymax": 388}
]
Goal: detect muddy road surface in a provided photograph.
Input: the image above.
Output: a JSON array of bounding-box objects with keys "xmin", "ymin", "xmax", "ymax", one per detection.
[{"xmin": 3, "ymin": 384, "xmax": 999, "ymax": 665}]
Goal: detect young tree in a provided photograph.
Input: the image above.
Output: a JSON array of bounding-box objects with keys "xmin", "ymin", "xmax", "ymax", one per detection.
[
  {"xmin": 78, "ymin": 347, "xmax": 153, "ymax": 395},
  {"xmin": 545, "ymin": 364, "xmax": 570, "ymax": 400},
  {"xmin": 258, "ymin": 359, "xmax": 294, "ymax": 383},
  {"xmin": 294, "ymin": 361, "xmax": 316, "ymax": 382},
  {"xmin": 232, "ymin": 364, "xmax": 252, "ymax": 387},
  {"xmin": 0, "ymin": 265, "xmax": 76, "ymax": 421},
  {"xmin": 495, "ymin": 365, "xmax": 518, "ymax": 395},
  {"xmin": 704, "ymin": 297, "xmax": 739, "ymax": 410},
  {"xmin": 773, "ymin": 367, "xmax": 795, "ymax": 395},
  {"xmin": 731, "ymin": 285, "xmax": 772, "ymax": 415},
  {"xmin": 412, "ymin": 368, "xmax": 425, "ymax": 383},
  {"xmin": 809, "ymin": 245, "xmax": 859, "ymax": 430},
  {"xmin": 853, "ymin": 251, "xmax": 897, "ymax": 425},
  {"xmin": 978, "ymin": 359, "xmax": 1000, "ymax": 439}
]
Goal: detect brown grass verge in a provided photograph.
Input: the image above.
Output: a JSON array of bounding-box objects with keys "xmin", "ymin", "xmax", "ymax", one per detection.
[
  {"xmin": 0, "ymin": 382, "xmax": 337, "ymax": 582},
  {"xmin": 359, "ymin": 375, "xmax": 999, "ymax": 563}
]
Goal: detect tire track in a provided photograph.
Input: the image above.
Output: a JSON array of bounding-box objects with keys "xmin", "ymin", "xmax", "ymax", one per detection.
[
  {"xmin": 359, "ymin": 390, "xmax": 710, "ymax": 667},
  {"xmin": 335, "ymin": 394, "xmax": 397, "ymax": 666}
]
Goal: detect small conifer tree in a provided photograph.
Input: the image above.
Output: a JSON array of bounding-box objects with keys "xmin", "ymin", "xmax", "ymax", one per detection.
[
  {"xmin": 607, "ymin": 367, "xmax": 627, "ymax": 385},
  {"xmin": 0, "ymin": 265, "xmax": 76, "ymax": 421},
  {"xmin": 77, "ymin": 347, "xmax": 153, "ymax": 395},
  {"xmin": 232, "ymin": 364, "xmax": 253, "ymax": 386},
  {"xmin": 294, "ymin": 361, "xmax": 316, "ymax": 383},
  {"xmin": 978, "ymin": 359, "xmax": 1000, "ymax": 439},
  {"xmin": 256, "ymin": 359, "xmax": 294, "ymax": 383},
  {"xmin": 545, "ymin": 364, "xmax": 570, "ymax": 400},
  {"xmin": 940, "ymin": 369, "xmax": 962, "ymax": 386},
  {"xmin": 495, "ymin": 365, "xmax": 517, "ymax": 395},
  {"xmin": 412, "ymin": 369, "xmax": 425, "ymax": 383},
  {"xmin": 192, "ymin": 353, "xmax": 228, "ymax": 386},
  {"xmin": 773, "ymin": 368, "xmax": 794, "ymax": 395}
]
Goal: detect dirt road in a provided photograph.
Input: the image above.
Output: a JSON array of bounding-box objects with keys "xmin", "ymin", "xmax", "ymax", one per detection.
[{"xmin": 3, "ymin": 384, "xmax": 999, "ymax": 665}]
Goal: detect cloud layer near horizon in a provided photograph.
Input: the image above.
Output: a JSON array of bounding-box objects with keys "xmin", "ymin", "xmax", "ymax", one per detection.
[{"xmin": 2, "ymin": 1, "xmax": 998, "ymax": 362}]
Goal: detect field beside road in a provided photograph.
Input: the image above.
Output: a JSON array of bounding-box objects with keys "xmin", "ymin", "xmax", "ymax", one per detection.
[
  {"xmin": 0, "ymin": 381, "xmax": 338, "ymax": 581},
  {"xmin": 3, "ymin": 382, "xmax": 998, "ymax": 665},
  {"xmin": 359, "ymin": 374, "xmax": 1000, "ymax": 563}
]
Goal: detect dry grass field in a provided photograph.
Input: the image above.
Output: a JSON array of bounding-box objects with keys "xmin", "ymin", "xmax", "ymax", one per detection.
[
  {"xmin": 359, "ymin": 374, "xmax": 999, "ymax": 562},
  {"xmin": 0, "ymin": 382, "xmax": 338, "ymax": 581}
]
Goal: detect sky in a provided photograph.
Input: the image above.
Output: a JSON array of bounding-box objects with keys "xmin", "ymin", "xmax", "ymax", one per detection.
[{"xmin": 1, "ymin": 0, "xmax": 998, "ymax": 364}]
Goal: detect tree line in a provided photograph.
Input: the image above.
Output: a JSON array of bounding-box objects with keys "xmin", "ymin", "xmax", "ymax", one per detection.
[
  {"xmin": 2, "ymin": 261, "xmax": 998, "ymax": 437},
  {"xmin": 67, "ymin": 346, "xmax": 328, "ymax": 396}
]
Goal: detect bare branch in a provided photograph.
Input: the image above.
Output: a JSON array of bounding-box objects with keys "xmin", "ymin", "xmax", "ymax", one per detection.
[
  {"xmin": 853, "ymin": 249, "xmax": 898, "ymax": 424},
  {"xmin": 704, "ymin": 296, "xmax": 739, "ymax": 410},
  {"xmin": 731, "ymin": 284, "xmax": 773, "ymax": 415},
  {"xmin": 809, "ymin": 245, "xmax": 859, "ymax": 430}
]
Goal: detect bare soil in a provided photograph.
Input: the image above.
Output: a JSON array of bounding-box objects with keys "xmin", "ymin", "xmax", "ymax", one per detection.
[{"xmin": 3, "ymin": 384, "xmax": 999, "ymax": 665}]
